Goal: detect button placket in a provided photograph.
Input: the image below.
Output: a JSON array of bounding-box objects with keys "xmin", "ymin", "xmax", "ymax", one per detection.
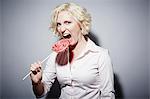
[{"xmin": 69, "ymin": 62, "xmax": 76, "ymax": 99}]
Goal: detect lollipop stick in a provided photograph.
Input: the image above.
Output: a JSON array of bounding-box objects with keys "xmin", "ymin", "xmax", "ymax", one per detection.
[
  {"xmin": 22, "ymin": 71, "xmax": 32, "ymax": 81},
  {"xmin": 22, "ymin": 54, "xmax": 51, "ymax": 80}
]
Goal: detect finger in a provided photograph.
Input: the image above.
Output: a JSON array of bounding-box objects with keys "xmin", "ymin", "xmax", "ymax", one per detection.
[
  {"xmin": 30, "ymin": 66, "xmax": 37, "ymax": 75},
  {"xmin": 31, "ymin": 64, "xmax": 40, "ymax": 75},
  {"xmin": 30, "ymin": 64, "xmax": 37, "ymax": 71},
  {"xmin": 37, "ymin": 61, "xmax": 42, "ymax": 69},
  {"xmin": 37, "ymin": 68, "xmax": 41, "ymax": 72},
  {"xmin": 37, "ymin": 67, "xmax": 42, "ymax": 73},
  {"xmin": 34, "ymin": 62, "xmax": 41, "ymax": 69},
  {"xmin": 35, "ymin": 66, "xmax": 41, "ymax": 72},
  {"xmin": 32, "ymin": 71, "xmax": 37, "ymax": 75}
]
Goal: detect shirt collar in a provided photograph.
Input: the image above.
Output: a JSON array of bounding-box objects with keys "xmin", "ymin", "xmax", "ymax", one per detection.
[{"xmin": 76, "ymin": 38, "xmax": 99, "ymax": 60}]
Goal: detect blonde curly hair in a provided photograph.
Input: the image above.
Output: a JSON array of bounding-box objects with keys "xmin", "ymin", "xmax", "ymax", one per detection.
[{"xmin": 50, "ymin": 3, "xmax": 91, "ymax": 36}]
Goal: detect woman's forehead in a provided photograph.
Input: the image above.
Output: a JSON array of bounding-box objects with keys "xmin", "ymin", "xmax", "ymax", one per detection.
[{"xmin": 57, "ymin": 11, "xmax": 76, "ymax": 22}]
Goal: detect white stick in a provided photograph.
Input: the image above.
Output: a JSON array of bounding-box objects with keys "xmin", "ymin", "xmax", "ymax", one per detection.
[{"xmin": 22, "ymin": 54, "xmax": 51, "ymax": 80}]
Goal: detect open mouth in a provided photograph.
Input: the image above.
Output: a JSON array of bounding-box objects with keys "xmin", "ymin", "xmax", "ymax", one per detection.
[{"xmin": 63, "ymin": 33, "xmax": 71, "ymax": 39}]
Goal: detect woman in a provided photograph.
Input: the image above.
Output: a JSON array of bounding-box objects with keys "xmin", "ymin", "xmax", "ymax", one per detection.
[{"xmin": 30, "ymin": 2, "xmax": 115, "ymax": 99}]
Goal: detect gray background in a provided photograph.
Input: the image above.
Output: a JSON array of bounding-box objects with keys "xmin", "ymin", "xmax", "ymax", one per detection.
[
  {"xmin": 0, "ymin": 0, "xmax": 149, "ymax": 99},
  {"xmin": 149, "ymin": 0, "xmax": 150, "ymax": 97},
  {"xmin": 0, "ymin": 0, "xmax": 2, "ymax": 98}
]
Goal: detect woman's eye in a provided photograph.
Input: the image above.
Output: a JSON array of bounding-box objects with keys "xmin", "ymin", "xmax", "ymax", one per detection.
[
  {"xmin": 64, "ymin": 21, "xmax": 71, "ymax": 24},
  {"xmin": 57, "ymin": 23, "xmax": 61, "ymax": 27}
]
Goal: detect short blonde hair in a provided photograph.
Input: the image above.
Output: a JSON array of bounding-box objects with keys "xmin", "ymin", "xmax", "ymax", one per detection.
[{"xmin": 50, "ymin": 3, "xmax": 91, "ymax": 36}]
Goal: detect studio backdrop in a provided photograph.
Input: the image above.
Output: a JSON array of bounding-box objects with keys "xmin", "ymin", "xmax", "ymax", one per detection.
[{"xmin": 0, "ymin": 0, "xmax": 149, "ymax": 99}]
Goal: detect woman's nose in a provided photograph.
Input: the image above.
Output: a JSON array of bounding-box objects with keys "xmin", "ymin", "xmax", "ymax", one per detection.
[{"xmin": 59, "ymin": 25, "xmax": 66, "ymax": 33}]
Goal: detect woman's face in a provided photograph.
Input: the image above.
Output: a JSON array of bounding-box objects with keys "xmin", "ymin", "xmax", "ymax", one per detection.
[{"xmin": 56, "ymin": 11, "xmax": 82, "ymax": 46}]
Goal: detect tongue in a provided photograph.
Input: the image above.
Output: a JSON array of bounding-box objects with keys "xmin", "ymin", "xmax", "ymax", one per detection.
[{"xmin": 52, "ymin": 39, "xmax": 71, "ymax": 53}]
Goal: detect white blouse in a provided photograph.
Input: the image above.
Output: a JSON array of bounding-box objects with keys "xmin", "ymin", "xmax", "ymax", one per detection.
[{"xmin": 41, "ymin": 39, "xmax": 115, "ymax": 99}]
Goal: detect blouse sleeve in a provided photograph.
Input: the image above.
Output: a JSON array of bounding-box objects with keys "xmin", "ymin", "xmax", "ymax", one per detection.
[
  {"xmin": 41, "ymin": 52, "xmax": 57, "ymax": 96},
  {"xmin": 98, "ymin": 49, "xmax": 115, "ymax": 99}
]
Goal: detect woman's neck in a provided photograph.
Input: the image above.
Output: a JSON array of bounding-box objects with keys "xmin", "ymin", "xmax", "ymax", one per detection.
[{"xmin": 71, "ymin": 36, "xmax": 87, "ymax": 59}]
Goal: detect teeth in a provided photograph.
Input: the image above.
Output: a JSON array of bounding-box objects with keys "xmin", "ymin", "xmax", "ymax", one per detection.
[
  {"xmin": 63, "ymin": 33, "xmax": 71, "ymax": 38},
  {"xmin": 63, "ymin": 33, "xmax": 69, "ymax": 36}
]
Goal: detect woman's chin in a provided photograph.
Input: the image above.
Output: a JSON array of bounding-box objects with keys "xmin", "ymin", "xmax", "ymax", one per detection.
[
  {"xmin": 69, "ymin": 43, "xmax": 74, "ymax": 46},
  {"xmin": 68, "ymin": 38, "xmax": 74, "ymax": 45},
  {"xmin": 69, "ymin": 41, "xmax": 76, "ymax": 46}
]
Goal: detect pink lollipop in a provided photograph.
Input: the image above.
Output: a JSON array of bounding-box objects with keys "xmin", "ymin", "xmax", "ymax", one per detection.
[
  {"xmin": 52, "ymin": 39, "xmax": 71, "ymax": 53},
  {"xmin": 22, "ymin": 39, "xmax": 71, "ymax": 80}
]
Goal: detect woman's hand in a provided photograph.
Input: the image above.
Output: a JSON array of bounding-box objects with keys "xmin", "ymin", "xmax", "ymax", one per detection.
[{"xmin": 30, "ymin": 61, "xmax": 42, "ymax": 84}]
